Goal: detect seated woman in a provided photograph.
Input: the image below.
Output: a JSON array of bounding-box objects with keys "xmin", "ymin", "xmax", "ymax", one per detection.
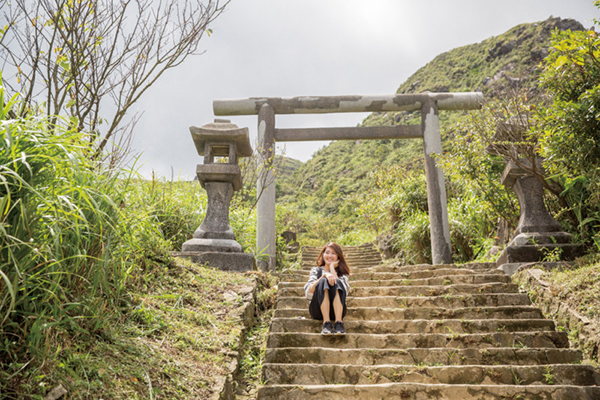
[{"xmin": 304, "ymin": 242, "xmax": 351, "ymax": 335}]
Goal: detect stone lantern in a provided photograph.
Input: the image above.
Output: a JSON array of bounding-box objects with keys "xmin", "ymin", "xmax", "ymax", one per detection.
[
  {"xmin": 180, "ymin": 119, "xmax": 255, "ymax": 272},
  {"xmin": 489, "ymin": 118, "xmax": 582, "ymax": 274}
]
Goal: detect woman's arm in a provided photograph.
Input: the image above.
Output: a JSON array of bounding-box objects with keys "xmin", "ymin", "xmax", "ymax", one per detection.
[
  {"xmin": 304, "ymin": 267, "xmax": 324, "ymax": 300},
  {"xmin": 328, "ymin": 261, "xmax": 339, "ymax": 284},
  {"xmin": 338, "ymin": 274, "xmax": 350, "ymax": 295}
]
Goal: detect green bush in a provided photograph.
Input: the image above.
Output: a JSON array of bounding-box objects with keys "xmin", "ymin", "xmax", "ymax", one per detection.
[
  {"xmin": 393, "ymin": 210, "xmax": 431, "ymax": 264},
  {"xmin": 537, "ymin": 18, "xmax": 600, "ymax": 248},
  {"xmin": 0, "ymin": 105, "xmax": 128, "ymax": 388},
  {"xmin": 0, "ymin": 80, "xmax": 221, "ymax": 394}
]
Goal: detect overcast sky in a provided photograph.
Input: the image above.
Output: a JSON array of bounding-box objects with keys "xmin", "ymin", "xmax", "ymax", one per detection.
[{"xmin": 131, "ymin": 0, "xmax": 598, "ymax": 179}]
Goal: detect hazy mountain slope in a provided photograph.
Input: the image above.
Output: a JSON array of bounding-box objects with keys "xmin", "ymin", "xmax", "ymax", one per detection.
[{"xmin": 277, "ymin": 17, "xmax": 585, "ymax": 215}]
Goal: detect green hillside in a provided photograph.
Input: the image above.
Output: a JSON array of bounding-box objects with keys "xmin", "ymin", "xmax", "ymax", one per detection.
[{"xmin": 276, "ymin": 16, "xmax": 585, "ymax": 246}]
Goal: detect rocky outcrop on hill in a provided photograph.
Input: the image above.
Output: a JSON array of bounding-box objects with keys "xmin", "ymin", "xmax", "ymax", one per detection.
[{"xmin": 279, "ymin": 17, "xmax": 588, "ymax": 207}]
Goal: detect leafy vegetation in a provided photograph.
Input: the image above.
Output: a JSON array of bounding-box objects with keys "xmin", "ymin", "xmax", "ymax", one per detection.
[
  {"xmin": 0, "ymin": 73, "xmax": 269, "ymax": 397},
  {"xmin": 0, "ymin": 0, "xmax": 229, "ymax": 159},
  {"xmin": 537, "ymin": 21, "xmax": 600, "ymax": 248}
]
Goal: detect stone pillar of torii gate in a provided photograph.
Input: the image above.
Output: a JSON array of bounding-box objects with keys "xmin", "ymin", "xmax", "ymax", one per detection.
[{"xmin": 214, "ymin": 92, "xmax": 483, "ymax": 270}]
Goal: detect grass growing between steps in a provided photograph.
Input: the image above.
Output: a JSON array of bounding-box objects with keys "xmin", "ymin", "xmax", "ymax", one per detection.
[
  {"xmin": 5, "ymin": 257, "xmax": 256, "ymax": 399},
  {"xmin": 235, "ymin": 273, "xmax": 279, "ymax": 399},
  {"xmin": 513, "ymin": 260, "xmax": 600, "ymax": 366}
]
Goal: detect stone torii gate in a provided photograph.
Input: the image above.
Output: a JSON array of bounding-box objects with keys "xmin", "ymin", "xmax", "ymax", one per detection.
[{"xmin": 214, "ymin": 92, "xmax": 483, "ymax": 270}]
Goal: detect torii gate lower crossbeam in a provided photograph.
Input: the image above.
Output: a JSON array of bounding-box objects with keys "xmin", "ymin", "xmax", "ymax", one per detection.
[{"xmin": 214, "ymin": 92, "xmax": 483, "ymax": 270}]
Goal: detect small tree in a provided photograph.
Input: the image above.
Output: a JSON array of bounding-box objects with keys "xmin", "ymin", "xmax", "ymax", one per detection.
[
  {"xmin": 0, "ymin": 0, "xmax": 229, "ymax": 161},
  {"xmin": 536, "ymin": 7, "xmax": 600, "ymax": 244}
]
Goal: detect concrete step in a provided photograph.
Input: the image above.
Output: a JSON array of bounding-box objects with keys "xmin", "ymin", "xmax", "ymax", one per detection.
[
  {"xmin": 267, "ymin": 331, "xmax": 569, "ymax": 350},
  {"xmin": 344, "ymin": 264, "xmax": 496, "ymax": 274},
  {"xmin": 284, "ymin": 268, "xmax": 506, "ymax": 282},
  {"xmin": 302, "ymin": 253, "xmax": 381, "ymax": 258},
  {"xmin": 277, "ymin": 293, "xmax": 532, "ymax": 309},
  {"xmin": 264, "ymin": 347, "xmax": 583, "ymax": 366},
  {"xmin": 301, "ymin": 255, "xmax": 383, "ymax": 261},
  {"xmin": 257, "ymin": 383, "xmax": 600, "ymax": 399},
  {"xmin": 300, "ymin": 263, "xmax": 382, "ymax": 270},
  {"xmin": 302, "ymin": 253, "xmax": 382, "ymax": 259},
  {"xmin": 262, "ymin": 363, "xmax": 600, "ymax": 386},
  {"xmin": 395, "ymin": 262, "xmax": 498, "ymax": 272},
  {"xmin": 269, "ymin": 318, "xmax": 555, "ymax": 334},
  {"xmin": 279, "ymin": 283, "xmax": 520, "ymax": 297},
  {"xmin": 280, "ymin": 274, "xmax": 511, "ymax": 288},
  {"xmin": 301, "ymin": 258, "xmax": 382, "ymax": 264},
  {"xmin": 273, "ymin": 305, "xmax": 545, "ymax": 321}
]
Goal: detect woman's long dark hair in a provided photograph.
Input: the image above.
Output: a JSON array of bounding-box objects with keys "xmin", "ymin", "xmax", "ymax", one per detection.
[{"xmin": 316, "ymin": 242, "xmax": 350, "ymax": 276}]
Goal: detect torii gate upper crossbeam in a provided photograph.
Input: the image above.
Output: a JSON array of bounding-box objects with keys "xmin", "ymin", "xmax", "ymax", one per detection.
[{"xmin": 214, "ymin": 93, "xmax": 482, "ymax": 115}]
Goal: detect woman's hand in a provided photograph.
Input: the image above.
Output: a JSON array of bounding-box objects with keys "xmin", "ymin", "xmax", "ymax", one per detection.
[{"xmin": 325, "ymin": 271, "xmax": 337, "ymax": 286}]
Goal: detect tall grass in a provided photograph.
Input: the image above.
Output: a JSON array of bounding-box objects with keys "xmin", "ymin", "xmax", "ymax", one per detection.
[
  {"xmin": 0, "ymin": 80, "xmax": 216, "ymax": 394},
  {"xmin": 0, "ymin": 105, "xmax": 127, "ymax": 389}
]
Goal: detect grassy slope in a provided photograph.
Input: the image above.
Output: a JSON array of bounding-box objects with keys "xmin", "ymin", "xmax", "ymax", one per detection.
[
  {"xmin": 8, "ymin": 258, "xmax": 260, "ymax": 399},
  {"xmin": 513, "ymin": 260, "xmax": 600, "ymax": 364}
]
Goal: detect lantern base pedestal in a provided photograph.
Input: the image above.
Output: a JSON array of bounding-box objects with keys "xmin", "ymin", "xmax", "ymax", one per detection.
[
  {"xmin": 182, "ymin": 237, "xmax": 242, "ymax": 253},
  {"xmin": 173, "ymin": 251, "xmax": 256, "ymax": 273},
  {"xmin": 496, "ymin": 231, "xmax": 584, "ymax": 267}
]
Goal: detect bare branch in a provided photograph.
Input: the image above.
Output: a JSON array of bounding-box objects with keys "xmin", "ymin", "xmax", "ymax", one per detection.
[{"xmin": 0, "ymin": 0, "xmax": 230, "ymax": 164}]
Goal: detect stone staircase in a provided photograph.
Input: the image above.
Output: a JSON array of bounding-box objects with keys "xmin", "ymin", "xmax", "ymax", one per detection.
[{"xmin": 257, "ymin": 244, "xmax": 600, "ymax": 399}]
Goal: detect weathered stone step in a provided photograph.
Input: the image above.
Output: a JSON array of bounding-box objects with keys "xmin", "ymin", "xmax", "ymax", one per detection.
[
  {"xmin": 301, "ymin": 258, "xmax": 381, "ymax": 264},
  {"xmin": 257, "ymin": 382, "xmax": 600, "ymax": 399},
  {"xmin": 302, "ymin": 247, "xmax": 379, "ymax": 253},
  {"xmin": 284, "ymin": 268, "xmax": 506, "ymax": 282},
  {"xmin": 262, "ymin": 363, "xmax": 600, "ymax": 386},
  {"xmin": 302, "ymin": 252, "xmax": 381, "ymax": 258},
  {"xmin": 302, "ymin": 249, "xmax": 381, "ymax": 259},
  {"xmin": 264, "ymin": 347, "xmax": 582, "ymax": 366},
  {"xmin": 269, "ymin": 318, "xmax": 555, "ymax": 334},
  {"xmin": 280, "ymin": 283, "xmax": 519, "ymax": 297},
  {"xmin": 394, "ymin": 262, "xmax": 497, "ymax": 272},
  {"xmin": 300, "ymin": 261, "xmax": 382, "ymax": 267},
  {"xmin": 300, "ymin": 262, "xmax": 382, "ymax": 270},
  {"xmin": 343, "ymin": 264, "xmax": 496, "ymax": 274},
  {"xmin": 274, "ymin": 305, "xmax": 545, "ymax": 321},
  {"xmin": 280, "ymin": 274, "xmax": 511, "ymax": 288},
  {"xmin": 267, "ymin": 331, "xmax": 569, "ymax": 350},
  {"xmin": 300, "ymin": 262, "xmax": 497, "ymax": 272},
  {"xmin": 302, "ymin": 253, "xmax": 381, "ymax": 259},
  {"xmin": 277, "ymin": 293, "xmax": 532, "ymax": 309},
  {"xmin": 301, "ymin": 254, "xmax": 382, "ymax": 261}
]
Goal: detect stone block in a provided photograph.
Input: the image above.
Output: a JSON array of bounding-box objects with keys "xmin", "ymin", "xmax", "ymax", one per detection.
[
  {"xmin": 173, "ymin": 251, "xmax": 256, "ymax": 272},
  {"xmin": 190, "ymin": 120, "xmax": 253, "ymax": 157},
  {"xmin": 182, "ymin": 238, "xmax": 242, "ymax": 253},
  {"xmin": 496, "ymin": 263, "xmax": 523, "ymax": 276},
  {"xmin": 496, "ymin": 243, "xmax": 584, "ymax": 265},
  {"xmin": 508, "ymin": 231, "xmax": 572, "ymax": 246},
  {"xmin": 196, "ymin": 164, "xmax": 242, "ymax": 191}
]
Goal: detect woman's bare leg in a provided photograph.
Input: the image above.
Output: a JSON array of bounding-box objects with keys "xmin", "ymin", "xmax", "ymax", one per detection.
[
  {"xmin": 333, "ymin": 290, "xmax": 343, "ymax": 322},
  {"xmin": 320, "ymin": 289, "xmax": 330, "ymax": 321}
]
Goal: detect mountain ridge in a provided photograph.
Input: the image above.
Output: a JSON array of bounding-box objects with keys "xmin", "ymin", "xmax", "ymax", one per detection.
[{"xmin": 277, "ymin": 17, "xmax": 585, "ymax": 207}]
